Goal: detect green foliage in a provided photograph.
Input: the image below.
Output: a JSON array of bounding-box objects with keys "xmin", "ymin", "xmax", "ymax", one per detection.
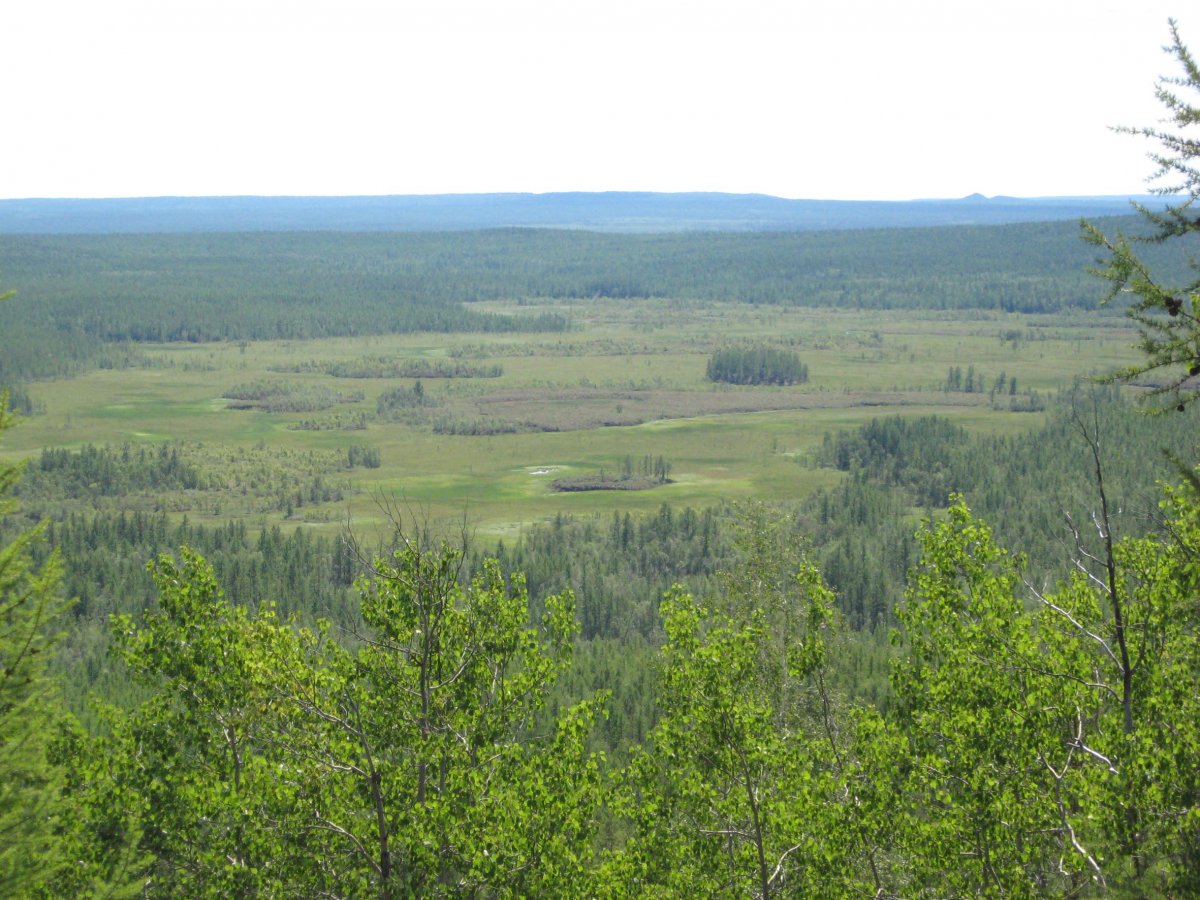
[
  {"xmin": 45, "ymin": 512, "xmax": 352, "ymax": 621},
  {"xmin": 28, "ymin": 442, "xmax": 205, "ymax": 497},
  {"xmin": 549, "ymin": 457, "xmax": 673, "ymax": 493},
  {"xmin": 76, "ymin": 535, "xmax": 605, "ymax": 896},
  {"xmin": 803, "ymin": 391, "xmax": 1200, "ymax": 633},
  {"xmin": 430, "ymin": 414, "xmax": 522, "ymax": 435},
  {"xmin": 346, "ymin": 443, "xmax": 382, "ymax": 468},
  {"xmin": 1084, "ymin": 20, "xmax": 1200, "ymax": 410},
  {"xmin": 604, "ymin": 508, "xmax": 882, "ymax": 896},
  {"xmin": 13, "ymin": 439, "xmax": 355, "ymax": 526},
  {"xmin": 890, "ymin": 491, "xmax": 1200, "ymax": 895},
  {"xmin": 892, "ymin": 499, "xmax": 1086, "ymax": 894},
  {"xmin": 0, "ymin": 232, "xmax": 575, "ymax": 380},
  {"xmin": 1, "ymin": 384, "xmax": 41, "ymax": 416},
  {"xmin": 286, "ymin": 410, "xmax": 370, "ymax": 431},
  {"xmin": 105, "ymin": 548, "xmax": 289, "ymax": 894},
  {"xmin": 706, "ymin": 345, "xmax": 808, "ymax": 385},
  {"xmin": 224, "ymin": 379, "xmax": 364, "ymax": 412},
  {"xmin": 274, "ymin": 356, "xmax": 503, "ymax": 379},
  {"xmin": 0, "ymin": 395, "xmax": 74, "ymax": 895},
  {"xmin": 12, "ymin": 24, "xmax": 1200, "ymax": 889},
  {"xmin": 819, "ymin": 414, "xmax": 969, "ymax": 505},
  {"xmin": 0, "ymin": 220, "xmax": 1120, "ymax": 380},
  {"xmin": 489, "ymin": 504, "xmax": 729, "ymax": 642},
  {"xmin": 943, "ymin": 365, "xmax": 1032, "ymax": 405},
  {"xmin": 376, "ymin": 380, "xmax": 438, "ymax": 418}
]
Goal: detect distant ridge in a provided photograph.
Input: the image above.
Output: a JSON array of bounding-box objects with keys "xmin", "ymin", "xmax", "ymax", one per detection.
[{"xmin": 0, "ymin": 191, "xmax": 1158, "ymax": 235}]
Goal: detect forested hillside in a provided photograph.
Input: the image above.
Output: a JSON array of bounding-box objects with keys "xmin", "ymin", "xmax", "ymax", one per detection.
[
  {"xmin": 3, "ymin": 371, "xmax": 1198, "ymax": 894},
  {"xmin": 5, "ymin": 25, "xmax": 1200, "ymax": 893},
  {"xmin": 4, "ymin": 215, "xmax": 1197, "ymax": 894},
  {"xmin": 7, "ymin": 402, "xmax": 1198, "ymax": 896}
]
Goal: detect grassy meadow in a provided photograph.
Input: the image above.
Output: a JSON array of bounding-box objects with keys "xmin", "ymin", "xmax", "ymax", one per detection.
[{"xmin": 4, "ymin": 299, "xmax": 1140, "ymax": 539}]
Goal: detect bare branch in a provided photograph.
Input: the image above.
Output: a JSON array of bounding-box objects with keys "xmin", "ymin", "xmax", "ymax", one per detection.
[
  {"xmin": 302, "ymin": 820, "xmax": 381, "ymax": 876},
  {"xmin": 1026, "ymin": 578, "xmax": 1120, "ymax": 669},
  {"xmin": 768, "ymin": 841, "xmax": 808, "ymax": 889}
]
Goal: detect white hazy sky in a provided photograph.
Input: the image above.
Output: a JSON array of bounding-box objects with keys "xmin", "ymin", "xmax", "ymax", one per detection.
[{"xmin": 0, "ymin": 0, "xmax": 1188, "ymax": 201}]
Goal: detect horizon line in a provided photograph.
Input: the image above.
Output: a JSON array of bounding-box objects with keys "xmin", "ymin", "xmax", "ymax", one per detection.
[{"xmin": 0, "ymin": 189, "xmax": 1166, "ymax": 204}]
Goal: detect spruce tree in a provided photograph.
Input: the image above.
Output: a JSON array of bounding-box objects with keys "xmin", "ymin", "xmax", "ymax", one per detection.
[
  {"xmin": 1084, "ymin": 19, "xmax": 1200, "ymax": 410},
  {"xmin": 0, "ymin": 390, "xmax": 71, "ymax": 895}
]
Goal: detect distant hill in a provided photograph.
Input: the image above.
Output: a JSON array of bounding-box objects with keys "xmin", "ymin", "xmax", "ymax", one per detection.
[{"xmin": 0, "ymin": 191, "xmax": 1161, "ymax": 235}]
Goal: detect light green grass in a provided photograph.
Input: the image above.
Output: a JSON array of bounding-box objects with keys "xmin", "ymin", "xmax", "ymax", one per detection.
[{"xmin": 3, "ymin": 304, "xmax": 1141, "ymax": 537}]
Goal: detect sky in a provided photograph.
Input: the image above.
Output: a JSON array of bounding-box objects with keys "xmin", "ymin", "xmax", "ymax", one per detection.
[{"xmin": 0, "ymin": 0, "xmax": 1190, "ymax": 201}]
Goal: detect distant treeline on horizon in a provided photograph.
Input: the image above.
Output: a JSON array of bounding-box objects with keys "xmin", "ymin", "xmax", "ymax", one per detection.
[{"xmin": 0, "ymin": 191, "xmax": 1164, "ymax": 234}]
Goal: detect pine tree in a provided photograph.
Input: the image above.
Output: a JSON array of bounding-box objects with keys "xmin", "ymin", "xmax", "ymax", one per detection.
[
  {"xmin": 0, "ymin": 391, "xmax": 72, "ymax": 895},
  {"xmin": 1084, "ymin": 19, "xmax": 1200, "ymax": 410}
]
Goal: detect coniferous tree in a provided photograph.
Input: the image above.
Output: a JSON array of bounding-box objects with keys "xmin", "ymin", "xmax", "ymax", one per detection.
[
  {"xmin": 0, "ymin": 390, "xmax": 72, "ymax": 894},
  {"xmin": 1085, "ymin": 19, "xmax": 1200, "ymax": 410}
]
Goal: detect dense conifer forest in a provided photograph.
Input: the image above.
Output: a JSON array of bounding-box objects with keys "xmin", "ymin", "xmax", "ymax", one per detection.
[{"xmin": 0, "ymin": 217, "xmax": 1158, "ymax": 384}]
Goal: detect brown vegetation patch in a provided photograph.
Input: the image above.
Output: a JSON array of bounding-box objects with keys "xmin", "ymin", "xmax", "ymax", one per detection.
[
  {"xmin": 550, "ymin": 475, "xmax": 669, "ymax": 492},
  {"xmin": 463, "ymin": 388, "xmax": 988, "ymax": 432}
]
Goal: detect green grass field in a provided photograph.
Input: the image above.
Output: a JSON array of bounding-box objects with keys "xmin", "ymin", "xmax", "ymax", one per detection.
[{"xmin": 4, "ymin": 302, "xmax": 1140, "ymax": 539}]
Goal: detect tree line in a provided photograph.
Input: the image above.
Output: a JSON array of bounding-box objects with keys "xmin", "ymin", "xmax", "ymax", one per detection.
[{"xmin": 0, "ymin": 214, "xmax": 1166, "ymax": 383}]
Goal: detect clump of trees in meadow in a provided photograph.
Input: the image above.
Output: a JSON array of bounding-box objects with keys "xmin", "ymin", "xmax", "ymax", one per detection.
[
  {"xmin": 706, "ymin": 346, "xmax": 808, "ymax": 385},
  {"xmin": 225, "ymin": 380, "xmax": 364, "ymax": 413},
  {"xmin": 551, "ymin": 455, "xmax": 673, "ymax": 492},
  {"xmin": 944, "ymin": 364, "xmax": 1017, "ymax": 394},
  {"xmin": 376, "ymin": 380, "xmax": 437, "ymax": 418},
  {"xmin": 345, "ymin": 444, "xmax": 382, "ymax": 469}
]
